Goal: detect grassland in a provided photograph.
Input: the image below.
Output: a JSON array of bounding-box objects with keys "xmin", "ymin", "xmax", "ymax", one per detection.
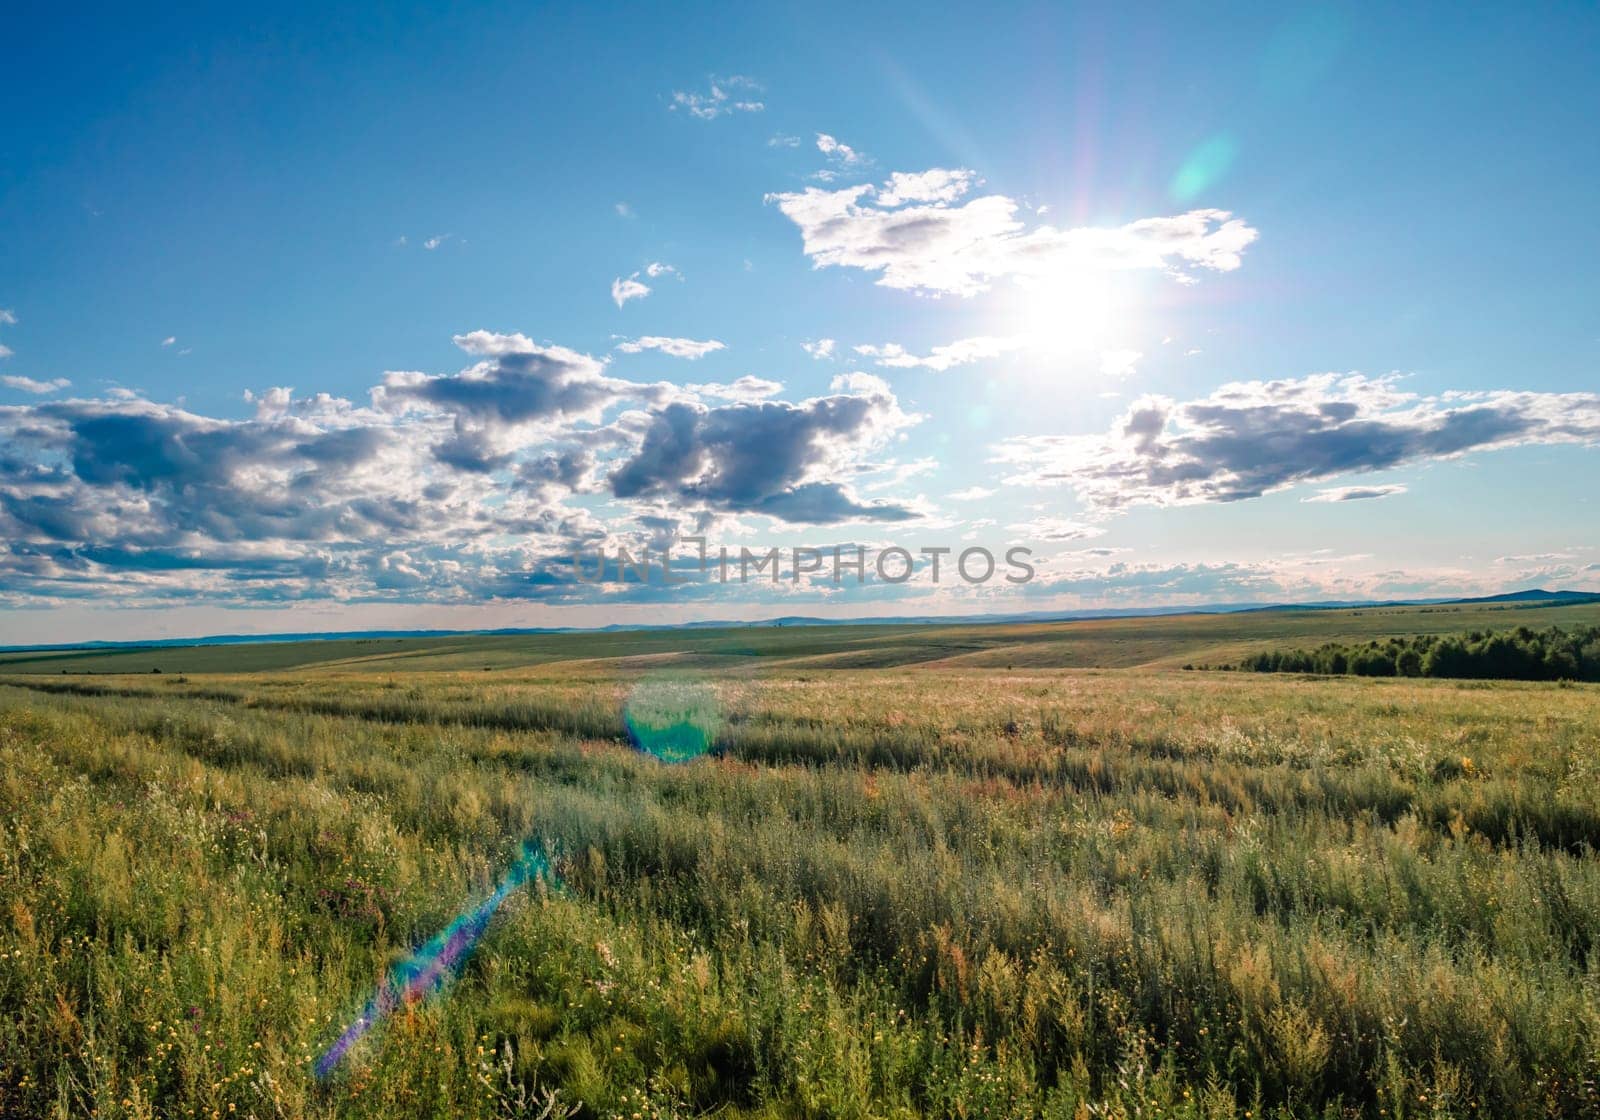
[{"xmin": 4, "ymin": 603, "xmax": 1600, "ymax": 1118}]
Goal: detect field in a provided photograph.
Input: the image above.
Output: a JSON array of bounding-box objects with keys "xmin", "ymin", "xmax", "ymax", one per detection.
[{"xmin": 4, "ymin": 602, "xmax": 1600, "ymax": 1118}]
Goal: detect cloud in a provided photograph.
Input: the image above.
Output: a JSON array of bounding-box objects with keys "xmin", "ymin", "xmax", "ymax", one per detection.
[
  {"xmin": 1099, "ymin": 349, "xmax": 1142, "ymax": 378},
  {"xmin": 1303, "ymin": 484, "xmax": 1408, "ymax": 503},
  {"xmin": 2, "ymin": 375, "xmax": 70, "ymax": 394},
  {"xmin": 424, "ymin": 234, "xmax": 452, "ymax": 250},
  {"xmin": 161, "ymin": 336, "xmax": 176, "ymax": 347},
  {"xmin": 378, "ymin": 331, "xmax": 645, "ymax": 428},
  {"xmin": 1006, "ymin": 517, "xmax": 1106, "ymax": 542},
  {"xmin": 611, "ymin": 274, "xmax": 651, "ymax": 307},
  {"xmin": 768, "ymin": 133, "xmax": 801, "ymax": 148},
  {"xmin": 0, "ymin": 345, "xmax": 12, "ymax": 360},
  {"xmin": 0, "ymin": 310, "xmax": 16, "ymax": 326},
  {"xmin": 855, "ymin": 335, "xmax": 1026, "ymax": 371},
  {"xmin": 768, "ymin": 169, "xmax": 1258, "ymax": 296},
  {"xmin": 615, "ymin": 336, "xmax": 725, "ymax": 360},
  {"xmin": 814, "ymin": 133, "xmax": 869, "ymax": 180},
  {"xmin": 877, "ymin": 168, "xmax": 977, "ymax": 207},
  {"xmin": 994, "ymin": 373, "xmax": 1600, "ymax": 510},
  {"xmin": 948, "ymin": 486, "xmax": 995, "ymax": 501},
  {"xmin": 683, "ymin": 376, "xmax": 783, "ymax": 402},
  {"xmin": 669, "ymin": 75, "xmax": 764, "ymax": 120},
  {"xmin": 644, "ymin": 261, "xmax": 679, "ymax": 279},
  {"xmin": 607, "ymin": 380, "xmax": 919, "ymax": 523},
  {"xmin": 802, "ymin": 338, "xmax": 836, "ymax": 360},
  {"xmin": 0, "ymin": 330, "xmax": 938, "ymax": 609},
  {"xmin": 614, "ymin": 202, "xmax": 635, "ymax": 218}
]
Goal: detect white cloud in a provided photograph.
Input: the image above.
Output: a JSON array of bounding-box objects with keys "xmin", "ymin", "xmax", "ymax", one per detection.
[
  {"xmin": 802, "ymin": 338, "xmax": 837, "ymax": 360},
  {"xmin": 424, "ymin": 234, "xmax": 452, "ymax": 250},
  {"xmin": 855, "ymin": 335, "xmax": 1026, "ymax": 372},
  {"xmin": 768, "ymin": 133, "xmax": 801, "ymax": 148},
  {"xmin": 995, "ymin": 373, "xmax": 1600, "ymax": 511},
  {"xmin": 616, "ymin": 336, "xmax": 726, "ymax": 360},
  {"xmin": 615, "ymin": 202, "xmax": 635, "ymax": 218},
  {"xmin": 1007, "ymin": 517, "xmax": 1106, "ymax": 542},
  {"xmin": 644, "ymin": 261, "xmax": 679, "ymax": 279},
  {"xmin": 161, "ymin": 336, "xmax": 176, "ymax": 347},
  {"xmin": 2, "ymin": 375, "xmax": 69, "ymax": 394},
  {"xmin": 877, "ymin": 168, "xmax": 977, "ymax": 207},
  {"xmin": 669, "ymin": 75, "xmax": 764, "ymax": 120},
  {"xmin": 683, "ymin": 375, "xmax": 783, "ymax": 402},
  {"xmin": 0, "ymin": 309, "xmax": 17, "ymax": 325},
  {"xmin": 1303, "ymin": 484, "xmax": 1408, "ymax": 503},
  {"xmin": 815, "ymin": 133, "xmax": 869, "ymax": 177},
  {"xmin": 611, "ymin": 274, "xmax": 651, "ymax": 307},
  {"xmin": 0, "ymin": 344, "xmax": 11, "ymax": 360},
  {"xmin": 948, "ymin": 486, "xmax": 996, "ymax": 501},
  {"xmin": 829, "ymin": 371, "xmax": 896, "ymax": 396},
  {"xmin": 768, "ymin": 169, "xmax": 1258, "ymax": 296},
  {"xmin": 1099, "ymin": 349, "xmax": 1142, "ymax": 378}
]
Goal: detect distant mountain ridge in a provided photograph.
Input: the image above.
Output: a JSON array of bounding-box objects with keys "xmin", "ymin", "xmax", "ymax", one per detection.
[{"xmin": 5, "ymin": 589, "xmax": 1597, "ymax": 655}]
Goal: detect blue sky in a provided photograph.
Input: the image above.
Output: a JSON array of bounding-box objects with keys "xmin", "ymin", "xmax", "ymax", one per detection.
[{"xmin": 3, "ymin": 1, "xmax": 1598, "ymax": 642}]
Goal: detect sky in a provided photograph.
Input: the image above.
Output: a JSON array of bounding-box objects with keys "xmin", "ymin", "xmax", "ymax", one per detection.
[{"xmin": 2, "ymin": 1, "xmax": 1599, "ymax": 644}]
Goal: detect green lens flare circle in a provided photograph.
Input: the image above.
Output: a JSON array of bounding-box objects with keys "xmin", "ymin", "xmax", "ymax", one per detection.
[{"xmin": 623, "ymin": 677, "xmax": 720, "ymax": 763}]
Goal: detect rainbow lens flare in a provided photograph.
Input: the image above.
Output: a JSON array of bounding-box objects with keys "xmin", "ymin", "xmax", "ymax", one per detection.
[
  {"xmin": 622, "ymin": 677, "xmax": 721, "ymax": 763},
  {"xmin": 314, "ymin": 841, "xmax": 552, "ymax": 1078}
]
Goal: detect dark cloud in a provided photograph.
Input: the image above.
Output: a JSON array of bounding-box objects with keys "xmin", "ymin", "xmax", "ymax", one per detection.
[
  {"xmin": 996, "ymin": 375, "xmax": 1600, "ymax": 510},
  {"xmin": 608, "ymin": 387, "xmax": 917, "ymax": 523}
]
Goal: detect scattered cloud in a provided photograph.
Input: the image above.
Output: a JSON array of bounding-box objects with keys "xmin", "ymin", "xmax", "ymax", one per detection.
[
  {"xmin": 616, "ymin": 336, "xmax": 726, "ymax": 360},
  {"xmin": 0, "ymin": 330, "xmax": 933, "ymax": 607},
  {"xmin": 768, "ymin": 168, "xmax": 1258, "ymax": 296},
  {"xmin": 995, "ymin": 373, "xmax": 1600, "ymax": 510},
  {"xmin": 1006, "ymin": 517, "xmax": 1106, "ymax": 542},
  {"xmin": 2, "ymin": 375, "xmax": 70, "ymax": 394},
  {"xmin": 0, "ymin": 345, "xmax": 11, "ymax": 360},
  {"xmin": 614, "ymin": 202, "xmax": 635, "ymax": 219},
  {"xmin": 768, "ymin": 133, "xmax": 801, "ymax": 148},
  {"xmin": 424, "ymin": 234, "xmax": 452, "ymax": 250},
  {"xmin": 948, "ymin": 486, "xmax": 996, "ymax": 501},
  {"xmin": 855, "ymin": 335, "xmax": 1026, "ymax": 372},
  {"xmin": 684, "ymin": 376, "xmax": 783, "ymax": 402},
  {"xmin": 1303, "ymin": 484, "xmax": 1408, "ymax": 503},
  {"xmin": 669, "ymin": 75, "xmax": 764, "ymax": 120},
  {"xmin": 814, "ymin": 133, "xmax": 870, "ymax": 180},
  {"xmin": 0, "ymin": 310, "xmax": 16, "ymax": 326},
  {"xmin": 612, "ymin": 274, "xmax": 651, "ymax": 307},
  {"xmin": 161, "ymin": 336, "xmax": 176, "ymax": 347},
  {"xmin": 802, "ymin": 338, "xmax": 837, "ymax": 360},
  {"xmin": 644, "ymin": 261, "xmax": 679, "ymax": 279},
  {"xmin": 1099, "ymin": 349, "xmax": 1142, "ymax": 378}
]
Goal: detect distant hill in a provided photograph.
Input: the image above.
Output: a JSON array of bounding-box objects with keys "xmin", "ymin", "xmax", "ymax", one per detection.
[
  {"xmin": 3, "ymin": 589, "xmax": 1597, "ymax": 656},
  {"xmin": 1449, "ymin": 588, "xmax": 1600, "ymax": 605}
]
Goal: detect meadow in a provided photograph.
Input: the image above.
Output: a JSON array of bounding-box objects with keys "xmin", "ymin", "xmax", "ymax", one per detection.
[{"xmin": 4, "ymin": 602, "xmax": 1600, "ymax": 1118}]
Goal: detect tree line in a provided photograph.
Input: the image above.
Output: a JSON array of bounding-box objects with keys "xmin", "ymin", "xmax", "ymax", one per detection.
[{"xmin": 1235, "ymin": 623, "xmax": 1600, "ymax": 681}]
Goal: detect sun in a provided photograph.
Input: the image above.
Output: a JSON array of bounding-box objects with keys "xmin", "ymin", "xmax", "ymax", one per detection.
[{"xmin": 1000, "ymin": 268, "xmax": 1132, "ymax": 357}]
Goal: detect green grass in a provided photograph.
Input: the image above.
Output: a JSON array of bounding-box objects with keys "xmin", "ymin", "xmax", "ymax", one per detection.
[{"xmin": 4, "ymin": 613, "xmax": 1600, "ymax": 1117}]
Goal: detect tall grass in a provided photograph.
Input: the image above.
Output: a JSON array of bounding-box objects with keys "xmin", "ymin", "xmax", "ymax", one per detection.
[{"xmin": 3, "ymin": 669, "xmax": 1599, "ymax": 1117}]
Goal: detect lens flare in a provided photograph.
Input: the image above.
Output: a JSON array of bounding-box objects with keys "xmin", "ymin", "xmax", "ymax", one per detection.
[
  {"xmin": 623, "ymin": 677, "xmax": 720, "ymax": 763},
  {"xmin": 314, "ymin": 841, "xmax": 552, "ymax": 1078}
]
